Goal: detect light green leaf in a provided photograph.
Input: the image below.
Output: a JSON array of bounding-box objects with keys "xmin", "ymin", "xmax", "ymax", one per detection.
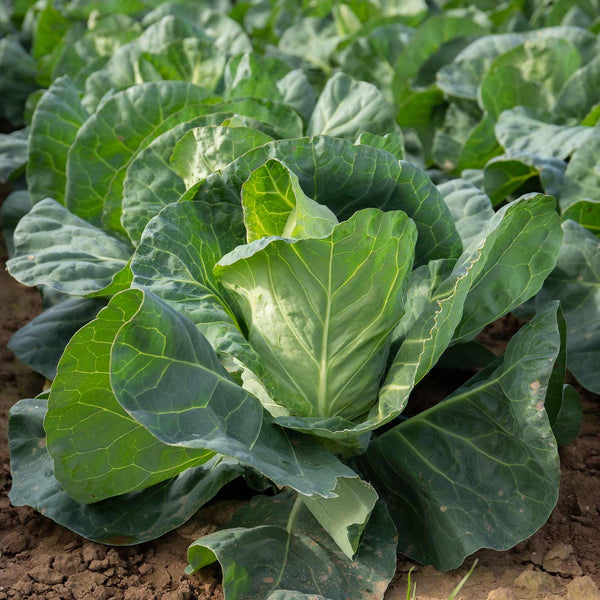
[
  {"xmin": 307, "ymin": 72, "xmax": 399, "ymax": 141},
  {"xmin": 187, "ymin": 493, "xmax": 397, "ymax": 600},
  {"xmin": 357, "ymin": 302, "xmax": 562, "ymax": 570},
  {"xmin": 170, "ymin": 125, "xmax": 273, "ymax": 189},
  {"xmin": 8, "ymin": 297, "xmax": 105, "ymax": 380},
  {"xmin": 7, "ymin": 199, "xmax": 132, "ymax": 297},
  {"xmin": 276, "ymin": 69, "xmax": 315, "ymax": 124},
  {"xmin": 216, "ymin": 209, "xmax": 416, "ymax": 420},
  {"xmin": 9, "ymin": 398, "xmax": 242, "ymax": 544},
  {"xmin": 301, "ymin": 477, "xmax": 378, "ymax": 559},
  {"xmin": 46, "ymin": 293, "xmax": 213, "ymax": 503},
  {"xmin": 241, "ymin": 159, "xmax": 338, "ymax": 242},
  {"xmin": 110, "ymin": 289, "xmax": 356, "ymax": 497},
  {"xmin": 27, "ymin": 76, "xmax": 89, "ymax": 205}
]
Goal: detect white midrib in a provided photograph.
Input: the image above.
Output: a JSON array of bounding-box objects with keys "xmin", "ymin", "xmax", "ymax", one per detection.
[{"xmin": 317, "ymin": 243, "xmax": 334, "ymax": 416}]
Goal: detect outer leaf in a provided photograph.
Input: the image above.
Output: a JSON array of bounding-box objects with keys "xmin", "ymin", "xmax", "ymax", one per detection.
[
  {"xmin": 301, "ymin": 477, "xmax": 378, "ymax": 559},
  {"xmin": 553, "ymin": 385, "xmax": 583, "ymax": 447},
  {"xmin": 110, "ymin": 289, "xmax": 356, "ymax": 497},
  {"xmin": 0, "ymin": 129, "xmax": 28, "ymax": 182},
  {"xmin": 0, "ymin": 190, "xmax": 31, "ymax": 257},
  {"xmin": 453, "ymin": 194, "xmax": 562, "ymax": 342},
  {"xmin": 8, "ymin": 297, "xmax": 106, "ymax": 380},
  {"xmin": 495, "ymin": 107, "xmax": 597, "ymax": 159},
  {"xmin": 437, "ymin": 179, "xmax": 494, "ymax": 249},
  {"xmin": 479, "ymin": 38, "xmax": 580, "ymax": 119},
  {"xmin": 46, "ymin": 293, "xmax": 213, "ymax": 503},
  {"xmin": 170, "ymin": 125, "xmax": 273, "ymax": 188},
  {"xmin": 307, "ymin": 72, "xmax": 399, "ymax": 141},
  {"xmin": 536, "ymin": 220, "xmax": 600, "ymax": 393},
  {"xmin": 562, "ymin": 200, "xmax": 600, "ymax": 235},
  {"xmin": 185, "ymin": 136, "xmax": 462, "ymax": 265},
  {"xmin": 27, "ymin": 76, "xmax": 89, "ymax": 205},
  {"xmin": 355, "ymin": 131, "xmax": 405, "ymax": 160},
  {"xmin": 187, "ymin": 493, "xmax": 397, "ymax": 600},
  {"xmin": 555, "ymin": 55, "xmax": 600, "ymax": 122},
  {"xmin": 7, "ymin": 199, "xmax": 131, "ymax": 296},
  {"xmin": 483, "ymin": 155, "xmax": 566, "ymax": 206},
  {"xmin": 130, "ymin": 201, "xmax": 257, "ymax": 368},
  {"xmin": 9, "ymin": 398, "xmax": 242, "ymax": 544},
  {"xmin": 241, "ymin": 159, "xmax": 338, "ymax": 242},
  {"xmin": 356, "ymin": 302, "xmax": 562, "ymax": 570},
  {"xmin": 66, "ymin": 81, "xmax": 214, "ymax": 235},
  {"xmin": 0, "ymin": 38, "xmax": 37, "ymax": 125},
  {"xmin": 121, "ymin": 107, "xmax": 282, "ymax": 245},
  {"xmin": 215, "ymin": 209, "xmax": 417, "ymax": 420},
  {"xmin": 558, "ymin": 134, "xmax": 600, "ymax": 211},
  {"xmin": 380, "ymin": 194, "xmax": 561, "ymax": 419}
]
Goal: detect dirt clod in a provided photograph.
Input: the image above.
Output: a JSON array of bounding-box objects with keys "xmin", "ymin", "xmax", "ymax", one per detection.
[
  {"xmin": 487, "ymin": 588, "xmax": 517, "ymax": 600},
  {"xmin": 566, "ymin": 576, "xmax": 600, "ymax": 600}
]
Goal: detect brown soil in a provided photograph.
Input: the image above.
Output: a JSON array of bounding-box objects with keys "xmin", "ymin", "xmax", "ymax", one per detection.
[{"xmin": 1, "ymin": 227, "xmax": 599, "ymax": 600}]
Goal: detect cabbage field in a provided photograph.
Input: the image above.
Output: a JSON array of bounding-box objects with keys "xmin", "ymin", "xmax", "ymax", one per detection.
[{"xmin": 1, "ymin": 0, "xmax": 600, "ymax": 598}]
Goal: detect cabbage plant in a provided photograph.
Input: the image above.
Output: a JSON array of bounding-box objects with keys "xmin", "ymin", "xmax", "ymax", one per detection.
[{"xmin": 8, "ymin": 136, "xmax": 576, "ymax": 599}]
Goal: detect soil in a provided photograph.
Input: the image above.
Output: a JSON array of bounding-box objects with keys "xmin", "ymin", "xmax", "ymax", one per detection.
[{"xmin": 1, "ymin": 219, "xmax": 600, "ymax": 600}]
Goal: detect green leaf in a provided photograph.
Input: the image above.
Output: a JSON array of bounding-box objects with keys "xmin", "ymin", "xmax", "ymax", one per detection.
[
  {"xmin": 555, "ymin": 55, "xmax": 600, "ymax": 122},
  {"xmin": 301, "ymin": 477, "xmax": 378, "ymax": 559},
  {"xmin": 453, "ymin": 194, "xmax": 562, "ymax": 341},
  {"xmin": 241, "ymin": 159, "xmax": 338, "ymax": 242},
  {"xmin": 356, "ymin": 302, "xmax": 562, "ymax": 570},
  {"xmin": 27, "ymin": 76, "xmax": 89, "ymax": 205},
  {"xmin": 187, "ymin": 493, "xmax": 397, "ymax": 600},
  {"xmin": 215, "ymin": 209, "xmax": 417, "ymax": 420},
  {"xmin": 277, "ymin": 69, "xmax": 315, "ymax": 124},
  {"xmin": 109, "ymin": 289, "xmax": 356, "ymax": 497},
  {"xmin": 121, "ymin": 99, "xmax": 296, "ymax": 245},
  {"xmin": 437, "ymin": 179, "xmax": 494, "ymax": 249},
  {"xmin": 495, "ymin": 107, "xmax": 597, "ymax": 159},
  {"xmin": 536, "ymin": 220, "xmax": 600, "ymax": 393},
  {"xmin": 46, "ymin": 293, "xmax": 213, "ymax": 503},
  {"xmin": 130, "ymin": 201, "xmax": 258, "ymax": 369},
  {"xmin": 479, "ymin": 38, "xmax": 580, "ymax": 119},
  {"xmin": 552, "ymin": 385, "xmax": 582, "ymax": 447},
  {"xmin": 0, "ymin": 129, "xmax": 28, "ymax": 182},
  {"xmin": 0, "ymin": 190, "xmax": 31, "ymax": 257},
  {"xmin": 32, "ymin": 3, "xmax": 70, "ymax": 60},
  {"xmin": 0, "ymin": 38, "xmax": 37, "ymax": 125},
  {"xmin": 9, "ymin": 398, "xmax": 242, "ymax": 544},
  {"xmin": 307, "ymin": 72, "xmax": 399, "ymax": 141},
  {"xmin": 170, "ymin": 125, "xmax": 273, "ymax": 188},
  {"xmin": 380, "ymin": 194, "xmax": 561, "ymax": 418},
  {"xmin": 7, "ymin": 199, "xmax": 132, "ymax": 297},
  {"xmin": 8, "ymin": 297, "xmax": 106, "ymax": 380},
  {"xmin": 186, "ymin": 136, "xmax": 462, "ymax": 265},
  {"xmin": 483, "ymin": 155, "xmax": 566, "ymax": 206},
  {"xmin": 355, "ymin": 131, "xmax": 404, "ymax": 160},
  {"xmin": 558, "ymin": 134, "xmax": 600, "ymax": 211},
  {"xmin": 561, "ymin": 200, "xmax": 600, "ymax": 235},
  {"xmin": 66, "ymin": 81, "xmax": 214, "ymax": 235},
  {"xmin": 456, "ymin": 114, "xmax": 503, "ymax": 171}
]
